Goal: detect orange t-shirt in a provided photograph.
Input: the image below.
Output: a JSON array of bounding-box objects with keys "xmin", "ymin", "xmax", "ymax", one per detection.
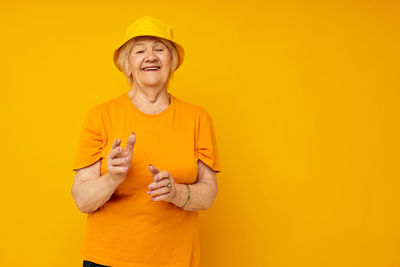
[{"xmin": 72, "ymin": 90, "xmax": 222, "ymax": 267}]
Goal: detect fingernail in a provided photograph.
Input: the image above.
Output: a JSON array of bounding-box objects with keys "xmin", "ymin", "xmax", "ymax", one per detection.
[
  {"xmin": 118, "ymin": 147, "xmax": 122, "ymax": 151},
  {"xmin": 147, "ymin": 191, "xmax": 151, "ymax": 195},
  {"xmin": 154, "ymin": 175, "xmax": 159, "ymax": 181},
  {"xmin": 148, "ymin": 185, "xmax": 153, "ymax": 189}
]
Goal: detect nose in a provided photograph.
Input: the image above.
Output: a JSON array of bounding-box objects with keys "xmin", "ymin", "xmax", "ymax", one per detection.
[{"xmin": 144, "ymin": 50, "xmax": 158, "ymax": 62}]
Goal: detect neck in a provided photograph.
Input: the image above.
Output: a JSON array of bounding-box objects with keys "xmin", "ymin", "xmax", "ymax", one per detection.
[{"xmin": 128, "ymin": 83, "xmax": 171, "ymax": 114}]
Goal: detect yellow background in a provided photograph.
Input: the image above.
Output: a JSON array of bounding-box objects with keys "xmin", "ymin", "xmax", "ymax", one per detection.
[{"xmin": 1, "ymin": 0, "xmax": 399, "ymax": 266}]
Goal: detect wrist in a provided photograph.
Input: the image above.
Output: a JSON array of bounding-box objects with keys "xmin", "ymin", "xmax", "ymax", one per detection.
[
  {"xmin": 180, "ymin": 184, "xmax": 190, "ymax": 209},
  {"xmin": 172, "ymin": 183, "xmax": 189, "ymax": 208},
  {"xmin": 107, "ymin": 173, "xmax": 124, "ymax": 187}
]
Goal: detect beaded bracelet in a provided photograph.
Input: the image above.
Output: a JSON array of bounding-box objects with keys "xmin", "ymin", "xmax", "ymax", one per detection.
[{"xmin": 181, "ymin": 184, "xmax": 191, "ymax": 209}]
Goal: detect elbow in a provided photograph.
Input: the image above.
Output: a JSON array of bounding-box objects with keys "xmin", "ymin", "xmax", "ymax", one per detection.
[
  {"xmin": 77, "ymin": 203, "xmax": 93, "ymax": 214},
  {"xmin": 71, "ymin": 187, "xmax": 93, "ymax": 214},
  {"xmin": 77, "ymin": 202, "xmax": 96, "ymax": 214},
  {"xmin": 77, "ymin": 203, "xmax": 96, "ymax": 214},
  {"xmin": 77, "ymin": 206, "xmax": 90, "ymax": 214},
  {"xmin": 205, "ymin": 185, "xmax": 218, "ymax": 210},
  {"xmin": 81, "ymin": 208, "xmax": 95, "ymax": 214}
]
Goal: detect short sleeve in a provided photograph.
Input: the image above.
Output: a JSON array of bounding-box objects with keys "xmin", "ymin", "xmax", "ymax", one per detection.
[
  {"xmin": 196, "ymin": 108, "xmax": 222, "ymax": 173},
  {"xmin": 72, "ymin": 104, "xmax": 107, "ymax": 171}
]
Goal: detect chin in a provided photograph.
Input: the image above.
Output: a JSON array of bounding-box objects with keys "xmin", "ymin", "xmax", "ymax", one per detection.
[
  {"xmin": 142, "ymin": 80, "xmax": 163, "ymax": 87},
  {"xmin": 143, "ymin": 77, "xmax": 169, "ymax": 85}
]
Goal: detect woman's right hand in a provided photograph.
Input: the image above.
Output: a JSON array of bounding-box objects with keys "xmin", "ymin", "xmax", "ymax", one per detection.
[{"xmin": 107, "ymin": 132, "xmax": 136, "ymax": 185}]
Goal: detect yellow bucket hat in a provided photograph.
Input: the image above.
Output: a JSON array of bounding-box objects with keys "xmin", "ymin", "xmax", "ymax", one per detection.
[{"xmin": 113, "ymin": 16, "xmax": 185, "ymax": 72}]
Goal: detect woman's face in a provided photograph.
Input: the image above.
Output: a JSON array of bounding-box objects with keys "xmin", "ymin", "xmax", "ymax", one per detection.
[{"xmin": 128, "ymin": 36, "xmax": 173, "ymax": 88}]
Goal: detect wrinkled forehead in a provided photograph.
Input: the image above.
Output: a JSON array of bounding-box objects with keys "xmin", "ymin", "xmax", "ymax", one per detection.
[{"xmin": 132, "ymin": 35, "xmax": 165, "ymax": 45}]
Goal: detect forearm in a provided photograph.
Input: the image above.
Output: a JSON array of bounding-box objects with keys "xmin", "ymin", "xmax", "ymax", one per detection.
[
  {"xmin": 72, "ymin": 172, "xmax": 120, "ymax": 214},
  {"xmin": 171, "ymin": 182, "xmax": 217, "ymax": 211}
]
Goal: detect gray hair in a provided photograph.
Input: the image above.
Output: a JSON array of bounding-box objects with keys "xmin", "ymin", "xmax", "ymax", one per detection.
[{"xmin": 115, "ymin": 37, "xmax": 179, "ymax": 86}]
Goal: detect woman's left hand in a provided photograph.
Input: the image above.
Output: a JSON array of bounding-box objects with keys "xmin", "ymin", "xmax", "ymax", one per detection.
[{"xmin": 147, "ymin": 164, "xmax": 176, "ymax": 202}]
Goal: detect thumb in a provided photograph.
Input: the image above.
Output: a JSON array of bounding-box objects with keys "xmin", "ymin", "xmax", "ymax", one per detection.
[
  {"xmin": 124, "ymin": 132, "xmax": 136, "ymax": 154},
  {"xmin": 148, "ymin": 164, "xmax": 160, "ymax": 176}
]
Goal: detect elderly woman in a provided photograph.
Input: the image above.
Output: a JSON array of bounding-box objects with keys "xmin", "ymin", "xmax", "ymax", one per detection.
[{"xmin": 71, "ymin": 16, "xmax": 222, "ymax": 267}]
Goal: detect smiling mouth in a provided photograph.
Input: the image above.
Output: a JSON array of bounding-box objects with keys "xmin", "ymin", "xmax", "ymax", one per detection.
[{"xmin": 142, "ymin": 67, "xmax": 161, "ymax": 71}]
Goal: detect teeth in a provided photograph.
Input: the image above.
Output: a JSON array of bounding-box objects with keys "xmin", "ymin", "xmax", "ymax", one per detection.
[{"xmin": 143, "ymin": 67, "xmax": 160, "ymax": 71}]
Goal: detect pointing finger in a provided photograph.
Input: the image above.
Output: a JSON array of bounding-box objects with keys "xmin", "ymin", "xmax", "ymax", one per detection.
[
  {"xmin": 124, "ymin": 132, "xmax": 136, "ymax": 154},
  {"xmin": 109, "ymin": 146, "xmax": 123, "ymax": 159},
  {"xmin": 111, "ymin": 138, "xmax": 121, "ymax": 149}
]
